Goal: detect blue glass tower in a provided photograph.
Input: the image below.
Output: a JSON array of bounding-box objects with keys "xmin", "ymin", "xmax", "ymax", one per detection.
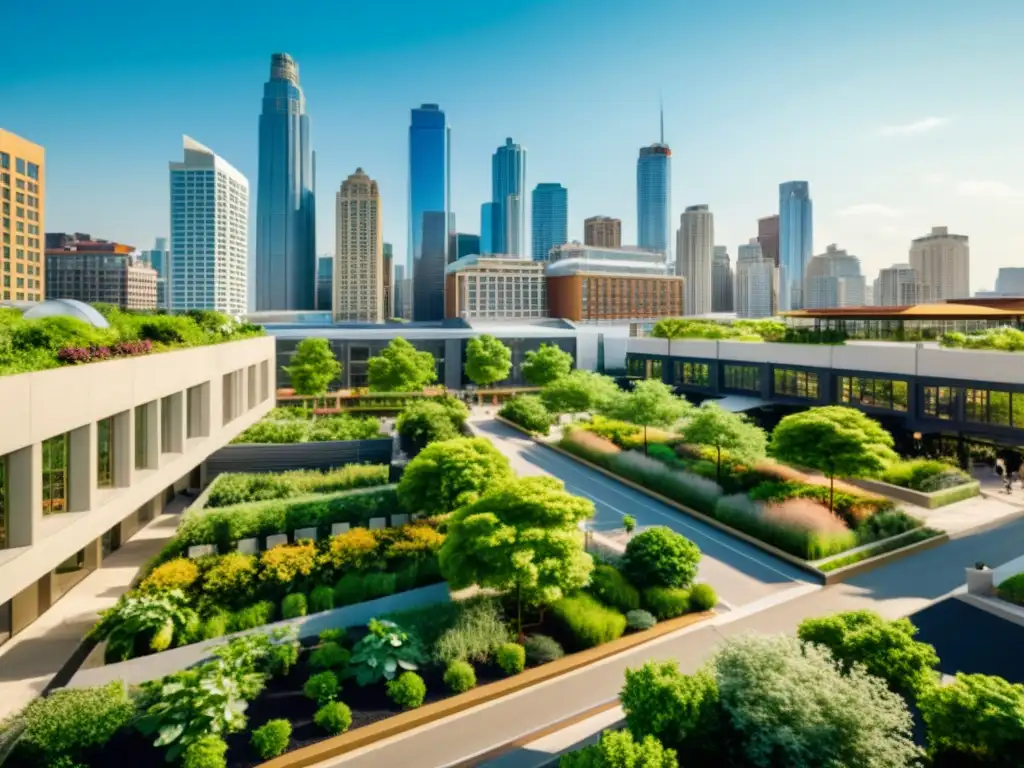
[
  {"xmin": 409, "ymin": 104, "xmax": 451, "ymax": 321},
  {"xmin": 255, "ymin": 53, "xmax": 315, "ymax": 311},
  {"xmin": 778, "ymin": 181, "xmax": 813, "ymax": 311},
  {"xmin": 491, "ymin": 138, "xmax": 527, "ymax": 257},
  {"xmin": 531, "ymin": 183, "xmax": 568, "ymax": 261},
  {"xmin": 637, "ymin": 143, "xmax": 671, "ymax": 260}
]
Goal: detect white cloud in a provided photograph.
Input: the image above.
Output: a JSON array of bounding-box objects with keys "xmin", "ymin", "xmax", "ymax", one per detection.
[
  {"xmin": 837, "ymin": 203, "xmax": 902, "ymax": 219},
  {"xmin": 877, "ymin": 117, "xmax": 950, "ymax": 137},
  {"xmin": 956, "ymin": 179, "xmax": 1022, "ymax": 200},
  {"xmin": 923, "ymin": 173, "xmax": 947, "ymax": 185}
]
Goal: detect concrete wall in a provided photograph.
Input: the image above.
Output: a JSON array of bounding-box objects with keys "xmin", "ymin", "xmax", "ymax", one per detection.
[{"xmin": 205, "ymin": 439, "xmax": 393, "ymax": 478}]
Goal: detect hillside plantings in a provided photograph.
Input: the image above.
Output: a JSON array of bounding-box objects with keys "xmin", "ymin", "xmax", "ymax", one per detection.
[
  {"xmin": 499, "ymin": 394, "xmax": 555, "ymax": 434},
  {"xmin": 204, "ymin": 466, "xmax": 389, "ymax": 509}
]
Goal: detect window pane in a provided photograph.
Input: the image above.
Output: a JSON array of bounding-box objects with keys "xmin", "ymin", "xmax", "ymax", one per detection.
[
  {"xmin": 990, "ymin": 391, "xmax": 1011, "ymax": 426},
  {"xmin": 97, "ymin": 418, "xmax": 114, "ymax": 488},
  {"xmin": 892, "ymin": 381, "xmax": 908, "ymax": 411},
  {"xmin": 135, "ymin": 405, "xmax": 148, "ymax": 469},
  {"xmin": 0, "ymin": 455, "xmax": 7, "ymax": 549},
  {"xmin": 42, "ymin": 433, "xmax": 69, "ymax": 515}
]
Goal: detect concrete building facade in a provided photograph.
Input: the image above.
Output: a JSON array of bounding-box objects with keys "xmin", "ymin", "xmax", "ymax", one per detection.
[
  {"xmin": 334, "ymin": 168, "xmax": 383, "ymax": 323},
  {"xmin": 711, "ymin": 245, "xmax": 734, "ymax": 312},
  {"xmin": 875, "ymin": 263, "xmax": 919, "ymax": 306},
  {"xmin": 735, "ymin": 238, "xmax": 776, "ymax": 318},
  {"xmin": 445, "ymin": 255, "xmax": 547, "ymax": 320},
  {"xmin": 584, "ymin": 216, "xmax": 622, "ymax": 248},
  {"xmin": 804, "ymin": 244, "xmax": 866, "ymax": 309},
  {"xmin": 140, "ymin": 238, "xmax": 169, "ymax": 309},
  {"xmin": 0, "ymin": 129, "xmax": 45, "ymax": 303},
  {"xmin": 910, "ymin": 226, "xmax": 970, "ymax": 302},
  {"xmin": 45, "ymin": 239, "xmax": 157, "ymax": 310},
  {"xmin": 676, "ymin": 205, "xmax": 714, "ymax": 315}
]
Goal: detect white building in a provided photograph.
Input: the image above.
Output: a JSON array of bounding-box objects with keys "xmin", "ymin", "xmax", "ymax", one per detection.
[
  {"xmin": 169, "ymin": 136, "xmax": 248, "ymax": 315},
  {"xmin": 334, "ymin": 168, "xmax": 384, "ymax": 323},
  {"xmin": 875, "ymin": 263, "xmax": 919, "ymax": 306},
  {"xmin": 445, "ymin": 254, "xmax": 547, "ymax": 320},
  {"xmin": 735, "ymin": 238, "xmax": 775, "ymax": 318},
  {"xmin": 548, "ymin": 242, "xmax": 668, "ymax": 271},
  {"xmin": 909, "ymin": 226, "xmax": 970, "ymax": 302},
  {"xmin": 804, "ymin": 244, "xmax": 866, "ymax": 309},
  {"xmin": 676, "ymin": 205, "xmax": 714, "ymax": 315}
]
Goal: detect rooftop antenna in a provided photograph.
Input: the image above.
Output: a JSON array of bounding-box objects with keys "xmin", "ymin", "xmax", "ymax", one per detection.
[{"xmin": 659, "ymin": 92, "xmax": 665, "ymax": 144}]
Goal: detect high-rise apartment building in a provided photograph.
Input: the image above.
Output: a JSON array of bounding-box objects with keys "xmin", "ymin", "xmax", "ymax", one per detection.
[
  {"xmin": 637, "ymin": 144, "xmax": 671, "ymax": 260},
  {"xmin": 334, "ymin": 168, "xmax": 383, "ymax": 324},
  {"xmin": 778, "ymin": 182, "xmax": 813, "ymax": 311},
  {"xmin": 393, "ymin": 264, "xmax": 410, "ymax": 320},
  {"xmin": 140, "ymin": 237, "xmax": 169, "ymax": 309},
  {"xmin": 315, "ymin": 255, "xmax": 332, "ymax": 312},
  {"xmin": 676, "ymin": 205, "xmax": 714, "ymax": 315},
  {"xmin": 480, "ymin": 203, "xmax": 496, "ymax": 255},
  {"xmin": 735, "ymin": 239, "xmax": 775, "ymax": 318},
  {"xmin": 584, "ymin": 216, "xmax": 622, "ymax": 248},
  {"xmin": 531, "ymin": 183, "xmax": 567, "ymax": 261},
  {"xmin": 0, "ymin": 129, "xmax": 45, "ymax": 303},
  {"xmin": 383, "ymin": 243, "xmax": 393, "ymax": 318},
  {"xmin": 909, "ymin": 226, "xmax": 970, "ymax": 301},
  {"xmin": 875, "ymin": 263, "xmax": 919, "ymax": 306},
  {"xmin": 255, "ymin": 53, "xmax": 315, "ymax": 312},
  {"xmin": 45, "ymin": 238, "xmax": 157, "ymax": 310},
  {"xmin": 757, "ymin": 214, "xmax": 780, "ymax": 267},
  {"xmin": 711, "ymin": 246, "xmax": 734, "ymax": 312},
  {"xmin": 169, "ymin": 136, "xmax": 248, "ymax": 315},
  {"xmin": 492, "ymin": 138, "xmax": 527, "ymax": 258},
  {"xmin": 409, "ymin": 104, "xmax": 450, "ymax": 321},
  {"xmin": 449, "ymin": 233, "xmax": 481, "ymax": 264},
  {"xmin": 804, "ymin": 244, "xmax": 865, "ymax": 309}
]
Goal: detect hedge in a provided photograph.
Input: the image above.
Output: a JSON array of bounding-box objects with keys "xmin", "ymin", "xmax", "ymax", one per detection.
[{"xmin": 205, "ymin": 465, "xmax": 389, "ymax": 509}]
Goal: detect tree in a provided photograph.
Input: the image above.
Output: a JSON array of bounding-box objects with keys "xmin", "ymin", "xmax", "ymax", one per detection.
[
  {"xmin": 521, "ymin": 343, "xmax": 574, "ymax": 387},
  {"xmin": 396, "ymin": 400, "xmax": 463, "ymax": 455},
  {"xmin": 541, "ymin": 371, "xmax": 621, "ymax": 416},
  {"xmin": 650, "ymin": 318, "xmax": 691, "ymax": 357},
  {"xmin": 797, "ymin": 610, "xmax": 939, "ymax": 699},
  {"xmin": 621, "ymin": 527, "xmax": 701, "ymax": 589},
  {"xmin": 439, "ymin": 476, "xmax": 595, "ymax": 636},
  {"xmin": 398, "ymin": 437, "xmax": 515, "ymax": 516},
  {"xmin": 283, "ymin": 338, "xmax": 341, "ymax": 398},
  {"xmin": 464, "ymin": 335, "xmax": 512, "ymax": 387},
  {"xmin": 609, "ymin": 379, "xmax": 690, "ymax": 454},
  {"xmin": 559, "ymin": 730, "xmax": 678, "ymax": 768},
  {"xmin": 918, "ymin": 673, "xmax": 1024, "ymax": 763},
  {"xmin": 769, "ymin": 406, "xmax": 897, "ymax": 514},
  {"xmin": 680, "ymin": 401, "xmax": 767, "ymax": 482},
  {"xmin": 498, "ymin": 394, "xmax": 555, "ymax": 434},
  {"xmin": 622, "ymin": 515, "xmax": 637, "ymax": 537},
  {"xmin": 367, "ymin": 338, "xmax": 437, "ymax": 392}
]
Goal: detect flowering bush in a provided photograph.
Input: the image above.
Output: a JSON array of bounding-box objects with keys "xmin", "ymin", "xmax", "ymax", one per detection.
[
  {"xmin": 57, "ymin": 339, "xmax": 153, "ymax": 365},
  {"xmin": 258, "ymin": 543, "xmax": 317, "ymax": 588},
  {"xmin": 714, "ymin": 494, "xmax": 857, "ymax": 559}
]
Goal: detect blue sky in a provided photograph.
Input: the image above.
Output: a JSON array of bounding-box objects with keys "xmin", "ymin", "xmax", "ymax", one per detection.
[{"xmin": 3, "ymin": 0, "xmax": 1022, "ymax": 291}]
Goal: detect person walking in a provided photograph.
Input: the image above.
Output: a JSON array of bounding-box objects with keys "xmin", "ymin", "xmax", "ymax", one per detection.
[{"xmin": 996, "ymin": 457, "xmax": 1012, "ymax": 494}]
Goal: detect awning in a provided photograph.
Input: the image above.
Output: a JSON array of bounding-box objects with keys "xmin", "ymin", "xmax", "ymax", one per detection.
[{"xmin": 714, "ymin": 395, "xmax": 769, "ymax": 413}]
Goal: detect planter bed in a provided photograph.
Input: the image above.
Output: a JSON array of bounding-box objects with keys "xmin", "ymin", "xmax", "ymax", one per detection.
[
  {"xmin": 816, "ymin": 527, "xmax": 945, "ymax": 573},
  {"xmin": 851, "ymin": 477, "xmax": 980, "ymax": 509}
]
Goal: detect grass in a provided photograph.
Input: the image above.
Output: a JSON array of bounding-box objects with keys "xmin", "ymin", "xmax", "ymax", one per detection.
[{"xmin": 817, "ymin": 528, "xmax": 942, "ymax": 572}]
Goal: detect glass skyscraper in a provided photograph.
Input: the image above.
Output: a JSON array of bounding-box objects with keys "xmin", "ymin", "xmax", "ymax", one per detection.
[
  {"xmin": 531, "ymin": 183, "xmax": 568, "ymax": 261},
  {"xmin": 255, "ymin": 53, "xmax": 316, "ymax": 311},
  {"xmin": 409, "ymin": 104, "xmax": 450, "ymax": 321},
  {"xmin": 491, "ymin": 138, "xmax": 527, "ymax": 257},
  {"xmin": 480, "ymin": 202, "xmax": 496, "ymax": 255},
  {"xmin": 637, "ymin": 143, "xmax": 672, "ymax": 260},
  {"xmin": 778, "ymin": 180, "xmax": 813, "ymax": 311}
]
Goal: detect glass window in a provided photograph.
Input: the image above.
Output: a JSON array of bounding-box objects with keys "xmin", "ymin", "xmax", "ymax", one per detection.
[
  {"xmin": 627, "ymin": 356, "xmax": 645, "ymax": 377},
  {"xmin": 42, "ymin": 433, "xmax": 69, "ymax": 515},
  {"xmin": 675, "ymin": 361, "xmax": 710, "ymax": 386},
  {"xmin": 135, "ymin": 405, "xmax": 148, "ymax": 469},
  {"xmin": 723, "ymin": 364, "xmax": 759, "ymax": 392},
  {"xmin": 53, "ymin": 547, "xmax": 89, "ymax": 600},
  {"xmin": 838, "ymin": 376, "xmax": 907, "ymax": 412},
  {"xmin": 0, "ymin": 454, "xmax": 7, "ymax": 549},
  {"xmin": 161, "ymin": 395, "xmax": 174, "ymax": 452},
  {"xmin": 97, "ymin": 417, "xmax": 114, "ymax": 488},
  {"xmin": 773, "ymin": 368, "xmax": 819, "ymax": 399},
  {"xmin": 647, "ymin": 359, "xmax": 663, "ymax": 380},
  {"xmin": 923, "ymin": 386, "xmax": 960, "ymax": 421}
]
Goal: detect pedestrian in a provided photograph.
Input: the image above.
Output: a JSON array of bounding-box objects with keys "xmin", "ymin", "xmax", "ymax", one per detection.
[
  {"xmin": 1009, "ymin": 450, "xmax": 1024, "ymax": 490},
  {"xmin": 996, "ymin": 457, "xmax": 1012, "ymax": 494}
]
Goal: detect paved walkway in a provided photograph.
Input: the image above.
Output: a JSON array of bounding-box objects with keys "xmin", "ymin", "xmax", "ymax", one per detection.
[{"xmin": 0, "ymin": 496, "xmax": 188, "ymax": 720}]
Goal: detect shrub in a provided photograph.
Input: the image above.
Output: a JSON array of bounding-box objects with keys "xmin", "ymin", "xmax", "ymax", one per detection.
[
  {"xmin": 349, "ymin": 618, "xmax": 428, "ymax": 686},
  {"xmin": 550, "ymin": 593, "xmax": 627, "ymax": 650},
  {"xmin": 626, "ymin": 609, "xmax": 657, "ymax": 631},
  {"xmin": 581, "ymin": 415, "xmax": 644, "ymax": 446},
  {"xmin": 500, "ymin": 395, "xmax": 555, "ymax": 434},
  {"xmin": 229, "ymin": 600, "xmax": 276, "ymax": 632},
  {"xmin": 398, "ymin": 437, "xmax": 514, "ymax": 516},
  {"xmin": 181, "ymin": 734, "xmax": 229, "ymax": 768},
  {"xmin": 387, "ymin": 671, "xmax": 427, "ymax": 709},
  {"xmin": 303, "ymin": 671, "xmax": 340, "ymax": 705},
  {"xmin": 588, "ymin": 564, "xmax": 641, "ymax": 612},
  {"xmin": 496, "ymin": 642, "xmax": 526, "ymax": 675},
  {"xmin": 435, "ymin": 598, "xmax": 511, "ymax": 664},
  {"xmin": 313, "ymin": 701, "xmax": 352, "ymax": 735},
  {"xmin": 90, "ymin": 590, "xmax": 199, "ymax": 661},
  {"xmin": 250, "ymin": 719, "xmax": 291, "ymax": 760},
  {"xmin": 443, "ymin": 660, "xmax": 477, "ymax": 693},
  {"xmin": 643, "ymin": 587, "xmax": 690, "ymax": 620},
  {"xmin": 206, "ymin": 473, "xmax": 296, "ymax": 508},
  {"xmin": 319, "ymin": 527, "xmax": 381, "ymax": 575},
  {"xmin": 329, "ymin": 574, "xmax": 367, "ymax": 609},
  {"xmin": 319, "ymin": 627, "xmax": 347, "ymax": 644},
  {"xmin": 559, "ymin": 730, "xmax": 679, "ymax": 768},
  {"xmin": 269, "ymin": 639, "xmax": 300, "ymax": 676},
  {"xmin": 231, "ymin": 419, "xmax": 308, "ymax": 445},
  {"xmin": 620, "ymin": 661, "xmax": 720, "ymax": 756},
  {"xmin": 201, "ymin": 552, "xmax": 258, "ymax": 608},
  {"xmin": 259, "ymin": 542, "xmax": 317, "ymax": 588},
  {"xmin": 560, "ymin": 429, "xmax": 622, "ymax": 464},
  {"xmin": 309, "ymin": 584, "xmax": 335, "ymax": 613},
  {"xmin": 714, "ymin": 494, "xmax": 857, "ymax": 560},
  {"xmin": 687, "ymin": 583, "xmax": 718, "ymax": 612},
  {"xmin": 622, "ymin": 527, "xmax": 701, "ymax": 589},
  {"xmin": 882, "ymin": 459, "xmax": 965, "ymax": 491},
  {"xmin": 397, "ymin": 400, "xmax": 463, "ymax": 454},
  {"xmin": 918, "ymin": 673, "xmax": 1024, "ymax": 761},
  {"xmin": 362, "ymin": 571, "xmax": 397, "ymax": 600},
  {"xmin": 309, "ymin": 641, "xmax": 351, "ymax": 671},
  {"xmin": 281, "ymin": 592, "xmax": 308, "ymax": 619},
  {"xmin": 385, "ymin": 524, "xmax": 446, "ymax": 564},
  {"xmin": 609, "ymin": 451, "xmax": 723, "ymax": 515},
  {"xmin": 998, "ymin": 572, "xmax": 1024, "ymax": 605},
  {"xmin": 524, "ymin": 634, "xmax": 565, "ymax": 665},
  {"xmin": 140, "ymin": 558, "xmax": 200, "ymax": 593}
]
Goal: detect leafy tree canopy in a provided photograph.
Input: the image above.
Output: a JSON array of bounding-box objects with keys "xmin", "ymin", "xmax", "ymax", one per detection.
[
  {"xmin": 610, "ymin": 379, "xmax": 690, "ymax": 430},
  {"xmin": 464, "ymin": 334, "xmax": 512, "ymax": 387},
  {"xmin": 770, "ymin": 406, "xmax": 897, "ymax": 480},
  {"xmin": 283, "ymin": 338, "xmax": 341, "ymax": 396},
  {"xmin": 367, "ymin": 337, "xmax": 437, "ymax": 392},
  {"xmin": 396, "ymin": 398, "xmax": 466, "ymax": 454},
  {"xmin": 918, "ymin": 673, "xmax": 1024, "ymax": 762},
  {"xmin": 559, "ymin": 729, "xmax": 678, "ymax": 768},
  {"xmin": 398, "ymin": 437, "xmax": 514, "ymax": 516},
  {"xmin": 622, "ymin": 527, "xmax": 701, "ymax": 589},
  {"xmin": 521, "ymin": 343, "xmax": 574, "ymax": 387},
  {"xmin": 541, "ymin": 370, "xmax": 621, "ymax": 415},
  {"xmin": 680, "ymin": 401, "xmax": 767, "ymax": 478}
]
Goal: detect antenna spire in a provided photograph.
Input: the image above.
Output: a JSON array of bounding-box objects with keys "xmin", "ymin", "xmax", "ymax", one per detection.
[{"xmin": 659, "ymin": 93, "xmax": 664, "ymax": 144}]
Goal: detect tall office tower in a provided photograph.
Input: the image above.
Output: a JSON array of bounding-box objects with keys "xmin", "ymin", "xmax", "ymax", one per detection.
[
  {"xmin": 778, "ymin": 181, "xmax": 813, "ymax": 311},
  {"xmin": 531, "ymin": 183, "xmax": 568, "ymax": 261},
  {"xmin": 409, "ymin": 104, "xmax": 451, "ymax": 321},
  {"xmin": 0, "ymin": 129, "xmax": 45, "ymax": 303},
  {"xmin": 382, "ymin": 242, "xmax": 393, "ymax": 317},
  {"xmin": 735, "ymin": 239, "xmax": 776, "ymax": 318},
  {"xmin": 992, "ymin": 267, "xmax": 1024, "ymax": 296},
  {"xmin": 334, "ymin": 168, "xmax": 383, "ymax": 323},
  {"xmin": 875, "ymin": 263, "xmax": 919, "ymax": 306},
  {"xmin": 757, "ymin": 214, "xmax": 780, "ymax": 267},
  {"xmin": 637, "ymin": 109, "xmax": 671, "ymax": 260},
  {"xmin": 909, "ymin": 226, "xmax": 970, "ymax": 301},
  {"xmin": 676, "ymin": 205, "xmax": 714, "ymax": 315},
  {"xmin": 864, "ymin": 283, "xmax": 874, "ymax": 307},
  {"xmin": 140, "ymin": 237, "xmax": 170, "ymax": 309},
  {"xmin": 480, "ymin": 203, "xmax": 496, "ymax": 255},
  {"xmin": 449, "ymin": 232, "xmax": 481, "ymax": 264},
  {"xmin": 492, "ymin": 138, "xmax": 527, "ymax": 257},
  {"xmin": 393, "ymin": 264, "xmax": 407, "ymax": 320},
  {"xmin": 711, "ymin": 246, "xmax": 734, "ymax": 312},
  {"xmin": 169, "ymin": 136, "xmax": 248, "ymax": 315},
  {"xmin": 584, "ymin": 216, "xmax": 622, "ymax": 248},
  {"xmin": 316, "ymin": 254, "xmax": 333, "ymax": 311},
  {"xmin": 255, "ymin": 53, "xmax": 315, "ymax": 311},
  {"xmin": 804, "ymin": 244, "xmax": 865, "ymax": 309}
]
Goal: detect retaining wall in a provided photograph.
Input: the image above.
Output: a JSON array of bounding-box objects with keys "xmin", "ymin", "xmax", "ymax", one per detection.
[{"xmin": 205, "ymin": 438, "xmax": 393, "ymax": 477}]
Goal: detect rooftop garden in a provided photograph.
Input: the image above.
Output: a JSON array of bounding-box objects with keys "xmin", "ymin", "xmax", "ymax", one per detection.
[
  {"xmin": 0, "ymin": 304, "xmax": 264, "ymax": 377},
  {"xmin": 230, "ymin": 408, "xmax": 386, "ymax": 444},
  {"xmin": 941, "ymin": 326, "xmax": 1024, "ymax": 352},
  {"xmin": 649, "ymin": 318, "xmax": 849, "ymax": 345}
]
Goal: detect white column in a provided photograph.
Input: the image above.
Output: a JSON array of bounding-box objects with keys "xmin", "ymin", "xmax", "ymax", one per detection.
[
  {"xmin": 113, "ymin": 409, "xmax": 134, "ymax": 488},
  {"xmin": 69, "ymin": 422, "xmax": 97, "ymax": 513},
  {"xmin": 7, "ymin": 443, "xmax": 42, "ymax": 547}
]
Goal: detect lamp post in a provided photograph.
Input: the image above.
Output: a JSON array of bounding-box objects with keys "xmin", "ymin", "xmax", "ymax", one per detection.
[{"xmin": 913, "ymin": 431, "xmax": 922, "ymax": 457}]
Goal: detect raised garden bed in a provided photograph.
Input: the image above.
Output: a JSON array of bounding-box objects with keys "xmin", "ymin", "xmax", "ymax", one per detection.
[{"xmin": 851, "ymin": 477, "xmax": 980, "ymax": 509}]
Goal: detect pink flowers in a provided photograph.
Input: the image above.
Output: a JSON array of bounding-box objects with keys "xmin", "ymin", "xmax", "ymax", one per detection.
[{"xmin": 57, "ymin": 339, "xmax": 153, "ymax": 365}]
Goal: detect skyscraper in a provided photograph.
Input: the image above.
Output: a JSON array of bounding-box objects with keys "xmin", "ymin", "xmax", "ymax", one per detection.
[
  {"xmin": 584, "ymin": 216, "xmax": 622, "ymax": 248},
  {"xmin": 735, "ymin": 239, "xmax": 776, "ymax": 319},
  {"xmin": 531, "ymin": 183, "xmax": 567, "ymax": 261},
  {"xmin": 409, "ymin": 104, "xmax": 450, "ymax": 321},
  {"xmin": 449, "ymin": 232, "xmax": 481, "ymax": 264},
  {"xmin": 757, "ymin": 215, "xmax": 780, "ymax": 267},
  {"xmin": 711, "ymin": 246, "xmax": 734, "ymax": 312},
  {"xmin": 140, "ymin": 237, "xmax": 169, "ymax": 309},
  {"xmin": 334, "ymin": 168, "xmax": 383, "ymax": 323},
  {"xmin": 778, "ymin": 181, "xmax": 813, "ymax": 311},
  {"xmin": 255, "ymin": 53, "xmax": 315, "ymax": 312},
  {"xmin": 875, "ymin": 263, "xmax": 919, "ymax": 306},
  {"xmin": 169, "ymin": 136, "xmax": 248, "ymax": 315},
  {"xmin": 909, "ymin": 226, "xmax": 970, "ymax": 301},
  {"xmin": 492, "ymin": 138, "xmax": 527, "ymax": 257},
  {"xmin": 0, "ymin": 129, "xmax": 45, "ymax": 303},
  {"xmin": 676, "ymin": 205, "xmax": 714, "ymax": 315},
  {"xmin": 382, "ymin": 243, "xmax": 393, "ymax": 318},
  {"xmin": 480, "ymin": 202, "xmax": 496, "ymax": 255},
  {"xmin": 316, "ymin": 254, "xmax": 333, "ymax": 312},
  {"xmin": 804, "ymin": 244, "xmax": 865, "ymax": 309},
  {"xmin": 637, "ymin": 109, "xmax": 671, "ymax": 261}
]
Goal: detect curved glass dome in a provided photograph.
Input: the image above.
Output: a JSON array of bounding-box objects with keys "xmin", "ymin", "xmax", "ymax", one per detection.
[{"xmin": 22, "ymin": 299, "xmax": 110, "ymax": 328}]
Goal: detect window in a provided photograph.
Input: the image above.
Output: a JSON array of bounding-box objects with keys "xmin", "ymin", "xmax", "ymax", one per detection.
[
  {"xmin": 922, "ymin": 386, "xmax": 960, "ymax": 421},
  {"xmin": 646, "ymin": 359, "xmax": 663, "ymax": 380},
  {"xmin": 838, "ymin": 377, "xmax": 908, "ymax": 412},
  {"xmin": 222, "ymin": 373, "xmax": 235, "ymax": 425},
  {"xmin": 97, "ymin": 417, "xmax": 114, "ymax": 488},
  {"xmin": 0, "ymin": 454, "xmax": 7, "ymax": 549},
  {"xmin": 773, "ymin": 368, "xmax": 819, "ymax": 399},
  {"xmin": 964, "ymin": 388, "xmax": 1023, "ymax": 427},
  {"xmin": 161, "ymin": 395, "xmax": 175, "ymax": 452},
  {"xmin": 723, "ymin": 365, "xmax": 760, "ymax": 392},
  {"xmin": 675, "ymin": 361, "xmax": 710, "ymax": 386},
  {"xmin": 627, "ymin": 356, "xmax": 645, "ymax": 377},
  {"xmin": 135, "ymin": 405, "xmax": 148, "ymax": 469},
  {"xmin": 42, "ymin": 433, "xmax": 69, "ymax": 515},
  {"xmin": 187, "ymin": 385, "xmax": 206, "ymax": 438}
]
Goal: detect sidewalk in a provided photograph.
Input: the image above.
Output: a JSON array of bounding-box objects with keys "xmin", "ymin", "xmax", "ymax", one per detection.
[{"xmin": 0, "ymin": 495, "xmax": 188, "ymax": 720}]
